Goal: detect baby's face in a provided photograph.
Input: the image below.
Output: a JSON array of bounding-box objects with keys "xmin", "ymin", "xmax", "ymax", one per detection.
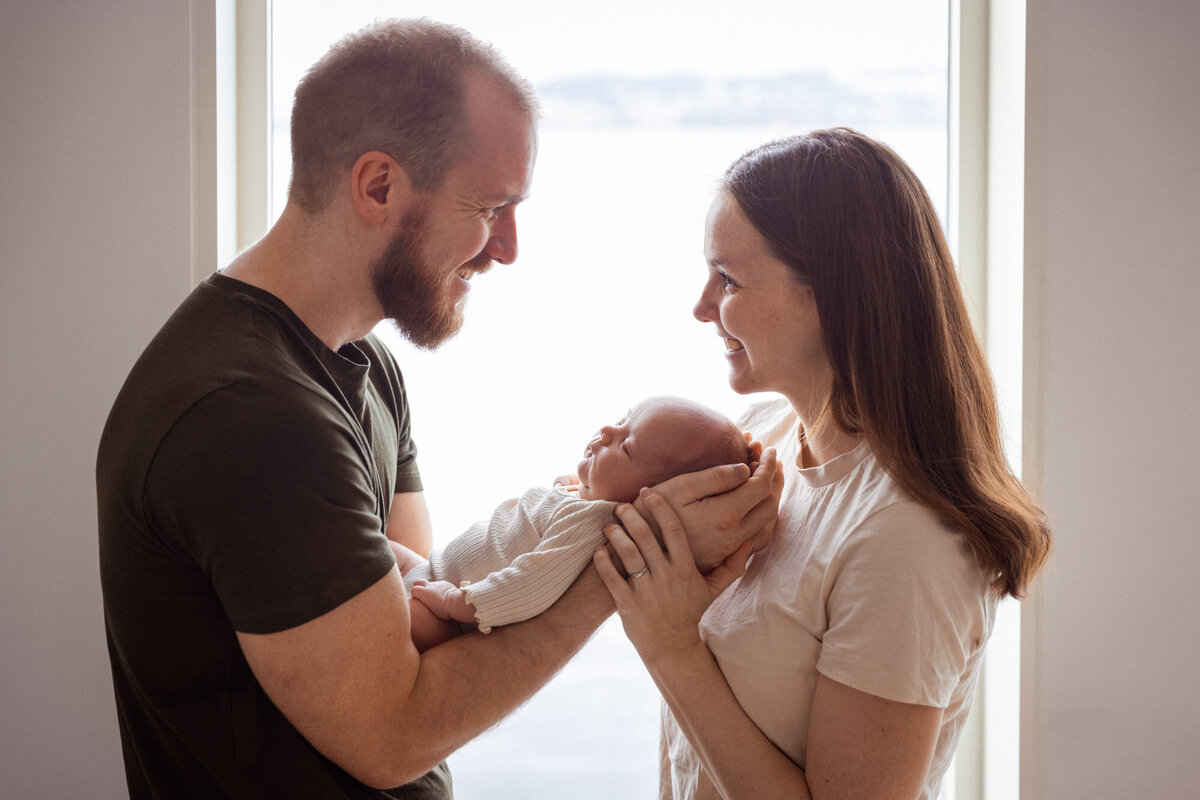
[{"xmin": 575, "ymin": 398, "xmax": 695, "ymax": 502}]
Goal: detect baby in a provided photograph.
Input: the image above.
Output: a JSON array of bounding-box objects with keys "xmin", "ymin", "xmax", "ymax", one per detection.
[{"xmin": 401, "ymin": 395, "xmax": 749, "ymax": 648}]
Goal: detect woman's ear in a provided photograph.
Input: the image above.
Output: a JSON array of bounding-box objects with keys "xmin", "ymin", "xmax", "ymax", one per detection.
[{"xmin": 349, "ymin": 151, "xmax": 414, "ymax": 224}]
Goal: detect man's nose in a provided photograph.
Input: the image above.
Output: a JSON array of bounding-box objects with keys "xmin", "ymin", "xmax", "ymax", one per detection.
[{"xmin": 484, "ymin": 207, "xmax": 518, "ymax": 265}]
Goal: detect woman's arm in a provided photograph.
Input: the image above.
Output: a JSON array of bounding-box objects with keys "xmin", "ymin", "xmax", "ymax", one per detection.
[
  {"xmin": 806, "ymin": 676, "xmax": 942, "ymax": 799},
  {"xmin": 595, "ymin": 492, "xmax": 811, "ymax": 798},
  {"xmin": 597, "ymin": 491, "xmax": 942, "ymax": 800}
]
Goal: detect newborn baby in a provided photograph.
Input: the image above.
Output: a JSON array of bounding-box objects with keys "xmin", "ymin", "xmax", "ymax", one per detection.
[{"xmin": 402, "ymin": 395, "xmax": 749, "ymax": 647}]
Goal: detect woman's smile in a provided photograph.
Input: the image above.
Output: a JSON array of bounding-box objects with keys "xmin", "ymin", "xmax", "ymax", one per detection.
[{"xmin": 698, "ymin": 192, "xmax": 829, "ymax": 403}]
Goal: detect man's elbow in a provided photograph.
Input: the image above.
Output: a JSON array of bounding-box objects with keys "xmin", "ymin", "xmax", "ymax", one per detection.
[
  {"xmin": 343, "ymin": 744, "xmax": 445, "ymax": 791},
  {"xmin": 288, "ymin": 694, "xmax": 441, "ymax": 789}
]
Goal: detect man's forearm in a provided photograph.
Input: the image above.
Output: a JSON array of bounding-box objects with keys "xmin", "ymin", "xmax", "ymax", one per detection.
[{"xmin": 389, "ymin": 565, "xmax": 614, "ymax": 779}]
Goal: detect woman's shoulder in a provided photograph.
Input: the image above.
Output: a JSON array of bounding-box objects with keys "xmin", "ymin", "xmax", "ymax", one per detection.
[{"xmin": 829, "ymin": 488, "xmax": 992, "ymax": 612}]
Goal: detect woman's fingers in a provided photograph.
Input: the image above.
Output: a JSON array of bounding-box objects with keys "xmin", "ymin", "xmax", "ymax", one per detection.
[
  {"xmin": 740, "ymin": 450, "xmax": 785, "ymax": 548},
  {"xmin": 593, "ymin": 546, "xmax": 634, "ymax": 603},
  {"xmin": 637, "ymin": 488, "xmax": 694, "ymax": 567},
  {"xmin": 602, "ymin": 521, "xmax": 648, "ymax": 576},
  {"xmin": 614, "ymin": 502, "xmax": 669, "ymax": 571},
  {"xmin": 651, "ymin": 462, "xmax": 753, "ymax": 509},
  {"xmin": 704, "ymin": 540, "xmax": 754, "ymax": 594}
]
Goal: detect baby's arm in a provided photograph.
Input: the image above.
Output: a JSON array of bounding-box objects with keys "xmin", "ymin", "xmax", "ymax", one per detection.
[{"xmin": 411, "ymin": 579, "xmax": 478, "ymax": 625}]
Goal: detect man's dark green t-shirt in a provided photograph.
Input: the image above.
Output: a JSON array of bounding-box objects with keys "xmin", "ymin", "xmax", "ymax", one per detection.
[{"xmin": 97, "ymin": 273, "xmax": 452, "ymax": 798}]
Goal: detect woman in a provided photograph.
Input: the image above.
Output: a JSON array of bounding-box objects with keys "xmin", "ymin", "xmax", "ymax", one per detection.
[{"xmin": 595, "ymin": 128, "xmax": 1051, "ymax": 799}]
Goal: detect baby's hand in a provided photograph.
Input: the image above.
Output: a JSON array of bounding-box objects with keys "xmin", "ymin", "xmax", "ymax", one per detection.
[
  {"xmin": 411, "ymin": 579, "xmax": 477, "ymax": 625},
  {"xmin": 553, "ymin": 474, "xmax": 581, "ymax": 493}
]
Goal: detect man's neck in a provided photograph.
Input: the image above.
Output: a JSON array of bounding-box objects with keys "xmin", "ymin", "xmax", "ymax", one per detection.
[{"xmin": 223, "ymin": 204, "xmax": 383, "ymax": 351}]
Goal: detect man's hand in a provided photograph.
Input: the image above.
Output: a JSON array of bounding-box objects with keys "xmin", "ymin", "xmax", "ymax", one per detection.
[{"xmin": 636, "ymin": 447, "xmax": 782, "ymax": 572}]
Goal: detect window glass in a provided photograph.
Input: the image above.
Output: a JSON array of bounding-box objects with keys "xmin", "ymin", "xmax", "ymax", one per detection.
[{"xmin": 271, "ymin": 3, "xmax": 949, "ymax": 795}]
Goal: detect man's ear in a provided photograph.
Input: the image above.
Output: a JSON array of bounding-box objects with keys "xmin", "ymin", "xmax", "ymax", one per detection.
[{"xmin": 349, "ymin": 151, "xmax": 414, "ymax": 224}]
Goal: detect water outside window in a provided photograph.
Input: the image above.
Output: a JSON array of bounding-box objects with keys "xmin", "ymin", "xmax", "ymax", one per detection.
[{"xmin": 270, "ymin": 2, "xmax": 949, "ymax": 796}]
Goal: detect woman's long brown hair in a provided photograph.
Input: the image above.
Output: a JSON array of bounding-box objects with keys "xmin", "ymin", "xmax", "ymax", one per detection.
[{"xmin": 724, "ymin": 128, "xmax": 1050, "ymax": 598}]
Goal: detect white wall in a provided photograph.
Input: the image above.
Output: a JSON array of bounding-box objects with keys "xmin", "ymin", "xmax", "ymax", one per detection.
[
  {"xmin": 1022, "ymin": 0, "xmax": 1200, "ymax": 796},
  {"xmin": 0, "ymin": 1, "xmax": 197, "ymax": 794}
]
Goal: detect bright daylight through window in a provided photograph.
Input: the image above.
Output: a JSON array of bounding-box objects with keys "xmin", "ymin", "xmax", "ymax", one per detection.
[{"xmin": 268, "ymin": 2, "xmax": 951, "ymax": 797}]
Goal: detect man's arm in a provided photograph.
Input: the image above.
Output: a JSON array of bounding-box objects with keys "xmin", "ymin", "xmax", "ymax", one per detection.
[
  {"xmin": 238, "ymin": 564, "xmax": 613, "ymax": 789},
  {"xmin": 236, "ymin": 461, "xmax": 777, "ymax": 789},
  {"xmin": 388, "ymin": 491, "xmax": 434, "ymax": 557}
]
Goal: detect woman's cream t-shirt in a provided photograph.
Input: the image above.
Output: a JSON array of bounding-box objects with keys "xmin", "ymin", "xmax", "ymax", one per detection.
[{"xmin": 660, "ymin": 398, "xmax": 996, "ymax": 800}]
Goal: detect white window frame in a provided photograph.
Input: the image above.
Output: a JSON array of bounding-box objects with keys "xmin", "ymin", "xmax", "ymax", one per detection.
[
  {"xmin": 948, "ymin": 1, "xmax": 1028, "ymax": 798},
  {"xmin": 188, "ymin": 2, "xmax": 1033, "ymax": 796}
]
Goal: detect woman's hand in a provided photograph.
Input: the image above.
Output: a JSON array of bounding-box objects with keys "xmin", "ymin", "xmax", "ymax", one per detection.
[
  {"xmin": 594, "ymin": 488, "xmax": 753, "ymax": 663},
  {"xmin": 635, "ymin": 446, "xmax": 782, "ymax": 572}
]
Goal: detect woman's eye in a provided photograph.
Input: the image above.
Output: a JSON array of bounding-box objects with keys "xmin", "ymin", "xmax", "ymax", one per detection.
[{"xmin": 719, "ymin": 272, "xmax": 738, "ymax": 292}]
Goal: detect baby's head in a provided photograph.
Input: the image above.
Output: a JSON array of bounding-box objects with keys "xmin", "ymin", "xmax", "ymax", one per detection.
[{"xmin": 575, "ymin": 396, "xmax": 750, "ymax": 503}]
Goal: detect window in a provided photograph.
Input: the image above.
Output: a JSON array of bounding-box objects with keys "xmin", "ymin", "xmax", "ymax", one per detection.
[{"xmin": 233, "ymin": 1, "xmax": 1015, "ymax": 796}]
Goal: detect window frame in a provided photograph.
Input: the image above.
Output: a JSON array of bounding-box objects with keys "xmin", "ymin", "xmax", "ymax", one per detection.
[{"xmin": 197, "ymin": 1, "xmax": 1030, "ymax": 796}]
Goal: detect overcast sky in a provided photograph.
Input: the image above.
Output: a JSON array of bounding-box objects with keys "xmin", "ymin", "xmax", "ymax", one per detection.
[{"xmin": 273, "ymin": 0, "xmax": 948, "ymax": 88}]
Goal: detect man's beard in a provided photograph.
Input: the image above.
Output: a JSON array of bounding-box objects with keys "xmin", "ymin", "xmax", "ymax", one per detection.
[{"xmin": 371, "ymin": 207, "xmax": 489, "ymax": 350}]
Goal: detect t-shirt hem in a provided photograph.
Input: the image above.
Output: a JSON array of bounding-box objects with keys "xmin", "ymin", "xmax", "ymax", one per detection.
[
  {"xmin": 228, "ymin": 550, "xmax": 397, "ymax": 634},
  {"xmin": 817, "ymin": 644, "xmax": 956, "ymax": 708}
]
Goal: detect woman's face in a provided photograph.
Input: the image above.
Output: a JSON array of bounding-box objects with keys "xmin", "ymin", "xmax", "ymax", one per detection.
[{"xmin": 695, "ymin": 192, "xmax": 832, "ymax": 409}]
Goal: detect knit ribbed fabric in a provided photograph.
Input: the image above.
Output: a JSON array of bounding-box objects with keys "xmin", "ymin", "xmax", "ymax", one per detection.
[{"xmin": 406, "ymin": 487, "xmax": 616, "ymax": 632}]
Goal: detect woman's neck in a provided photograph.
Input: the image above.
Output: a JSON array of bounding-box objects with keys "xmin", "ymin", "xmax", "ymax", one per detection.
[
  {"xmin": 789, "ymin": 394, "xmax": 862, "ymax": 468},
  {"xmin": 797, "ymin": 425, "xmax": 861, "ymax": 468}
]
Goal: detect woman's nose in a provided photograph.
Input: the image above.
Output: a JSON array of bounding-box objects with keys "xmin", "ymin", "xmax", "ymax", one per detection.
[{"xmin": 693, "ymin": 286, "xmax": 716, "ymax": 322}]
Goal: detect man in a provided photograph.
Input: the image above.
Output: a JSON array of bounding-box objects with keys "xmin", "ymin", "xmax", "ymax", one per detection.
[{"xmin": 97, "ymin": 19, "xmax": 778, "ymax": 798}]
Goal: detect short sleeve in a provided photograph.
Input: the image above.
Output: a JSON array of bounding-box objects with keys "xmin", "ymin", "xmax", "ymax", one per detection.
[
  {"xmin": 144, "ymin": 378, "xmax": 397, "ymax": 634},
  {"xmin": 360, "ymin": 334, "xmax": 422, "ymax": 493},
  {"xmin": 817, "ymin": 502, "xmax": 992, "ymax": 707}
]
